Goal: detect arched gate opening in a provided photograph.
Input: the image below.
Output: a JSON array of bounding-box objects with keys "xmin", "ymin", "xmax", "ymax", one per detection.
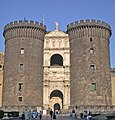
[{"xmin": 50, "ymin": 90, "xmax": 63, "ymax": 112}]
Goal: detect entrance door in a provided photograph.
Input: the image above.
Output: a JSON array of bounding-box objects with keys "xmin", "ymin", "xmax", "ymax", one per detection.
[
  {"xmin": 54, "ymin": 103, "xmax": 60, "ymax": 111},
  {"xmin": 50, "ymin": 90, "xmax": 63, "ymax": 112}
]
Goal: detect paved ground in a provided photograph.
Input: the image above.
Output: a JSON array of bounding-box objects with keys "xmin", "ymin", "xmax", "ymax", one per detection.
[{"xmin": 37, "ymin": 115, "xmax": 80, "ymax": 120}]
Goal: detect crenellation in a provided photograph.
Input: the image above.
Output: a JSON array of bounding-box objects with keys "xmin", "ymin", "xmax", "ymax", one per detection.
[
  {"xmin": 10, "ymin": 22, "xmax": 13, "ymax": 25},
  {"xmin": 30, "ymin": 20, "xmax": 34, "ymax": 24},
  {"xmin": 91, "ymin": 19, "xmax": 96, "ymax": 23},
  {"xmin": 35, "ymin": 21, "xmax": 39, "ymax": 25},
  {"xmin": 102, "ymin": 21, "xmax": 106, "ymax": 25},
  {"xmin": 24, "ymin": 20, "xmax": 28, "ymax": 23},
  {"xmin": 80, "ymin": 20, "xmax": 84, "ymax": 23},
  {"xmin": 86, "ymin": 19, "xmax": 90, "ymax": 23},
  {"xmin": 14, "ymin": 21, "xmax": 18, "ymax": 24},
  {"xmin": 19, "ymin": 20, "xmax": 23, "ymax": 23},
  {"xmin": 75, "ymin": 21, "xmax": 78, "ymax": 24},
  {"xmin": 97, "ymin": 20, "xmax": 101, "ymax": 24},
  {"xmin": 4, "ymin": 20, "xmax": 46, "ymax": 33},
  {"xmin": 67, "ymin": 19, "xmax": 111, "ymax": 32}
]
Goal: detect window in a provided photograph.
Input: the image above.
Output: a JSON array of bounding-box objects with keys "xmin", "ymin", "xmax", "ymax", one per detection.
[
  {"xmin": 90, "ymin": 48, "xmax": 94, "ymax": 54},
  {"xmin": 19, "ymin": 83, "xmax": 23, "ymax": 91},
  {"xmin": 20, "ymin": 64, "xmax": 24, "ymax": 71},
  {"xmin": 0, "ymin": 65, "xmax": 2, "ymax": 68},
  {"xmin": 91, "ymin": 83, "xmax": 96, "ymax": 91},
  {"xmin": 90, "ymin": 38, "xmax": 92, "ymax": 41},
  {"xmin": 90, "ymin": 64, "xmax": 95, "ymax": 70},
  {"xmin": 21, "ymin": 48, "xmax": 24, "ymax": 54},
  {"xmin": 50, "ymin": 54, "xmax": 63, "ymax": 66},
  {"xmin": 18, "ymin": 96, "xmax": 23, "ymax": 102}
]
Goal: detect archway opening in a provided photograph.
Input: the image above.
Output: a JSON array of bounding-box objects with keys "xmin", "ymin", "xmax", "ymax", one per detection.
[
  {"xmin": 50, "ymin": 90, "xmax": 63, "ymax": 112},
  {"xmin": 50, "ymin": 54, "xmax": 63, "ymax": 66},
  {"xmin": 54, "ymin": 103, "xmax": 60, "ymax": 111}
]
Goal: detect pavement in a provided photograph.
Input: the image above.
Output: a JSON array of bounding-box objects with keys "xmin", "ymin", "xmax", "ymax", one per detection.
[{"xmin": 36, "ymin": 115, "xmax": 81, "ymax": 120}]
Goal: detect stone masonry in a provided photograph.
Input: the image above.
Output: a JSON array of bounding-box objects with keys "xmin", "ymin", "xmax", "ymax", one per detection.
[
  {"xmin": 2, "ymin": 20, "xmax": 46, "ymax": 111},
  {"xmin": 67, "ymin": 20, "xmax": 112, "ymax": 108},
  {"xmin": 0, "ymin": 52, "xmax": 4, "ymax": 107}
]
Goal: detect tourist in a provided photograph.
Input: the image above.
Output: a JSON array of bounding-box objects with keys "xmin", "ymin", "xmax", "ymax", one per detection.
[
  {"xmin": 50, "ymin": 109, "xmax": 53, "ymax": 120},
  {"xmin": 53, "ymin": 111, "xmax": 56, "ymax": 119},
  {"xmin": 39, "ymin": 111, "xmax": 42, "ymax": 119}
]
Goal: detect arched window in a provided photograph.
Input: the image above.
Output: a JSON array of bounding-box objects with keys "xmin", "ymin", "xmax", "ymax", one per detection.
[
  {"xmin": 50, "ymin": 54, "xmax": 63, "ymax": 66},
  {"xmin": 50, "ymin": 90, "xmax": 63, "ymax": 100}
]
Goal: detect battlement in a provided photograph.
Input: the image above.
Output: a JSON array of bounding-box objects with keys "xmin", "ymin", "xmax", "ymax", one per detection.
[
  {"xmin": 67, "ymin": 19, "xmax": 111, "ymax": 31},
  {"xmin": 4, "ymin": 20, "xmax": 46, "ymax": 31}
]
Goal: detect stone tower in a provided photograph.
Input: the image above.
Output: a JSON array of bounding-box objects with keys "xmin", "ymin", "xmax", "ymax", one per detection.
[
  {"xmin": 67, "ymin": 20, "xmax": 112, "ymax": 109},
  {"xmin": 0, "ymin": 52, "xmax": 4, "ymax": 107},
  {"xmin": 3, "ymin": 20, "xmax": 46, "ymax": 110}
]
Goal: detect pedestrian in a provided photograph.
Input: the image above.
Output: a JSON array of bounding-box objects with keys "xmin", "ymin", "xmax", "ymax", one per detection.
[
  {"xmin": 24, "ymin": 109, "xmax": 31, "ymax": 120},
  {"xmin": 39, "ymin": 111, "xmax": 42, "ymax": 119},
  {"xmin": 50, "ymin": 109, "xmax": 53, "ymax": 120},
  {"xmin": 53, "ymin": 111, "xmax": 56, "ymax": 119}
]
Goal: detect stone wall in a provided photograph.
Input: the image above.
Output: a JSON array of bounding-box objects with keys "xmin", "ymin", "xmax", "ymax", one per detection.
[
  {"xmin": 67, "ymin": 19, "xmax": 112, "ymax": 108},
  {"xmin": 2, "ymin": 20, "xmax": 46, "ymax": 111},
  {"xmin": 0, "ymin": 52, "xmax": 4, "ymax": 107}
]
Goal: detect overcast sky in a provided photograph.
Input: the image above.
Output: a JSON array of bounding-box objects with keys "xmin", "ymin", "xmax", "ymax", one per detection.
[{"xmin": 0, "ymin": 0, "xmax": 115, "ymax": 67}]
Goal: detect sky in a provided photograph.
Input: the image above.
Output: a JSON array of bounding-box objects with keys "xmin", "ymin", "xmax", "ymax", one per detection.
[{"xmin": 0, "ymin": 0, "xmax": 115, "ymax": 68}]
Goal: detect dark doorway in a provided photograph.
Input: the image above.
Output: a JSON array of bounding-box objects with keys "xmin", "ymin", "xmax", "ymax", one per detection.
[{"xmin": 54, "ymin": 103, "xmax": 60, "ymax": 111}]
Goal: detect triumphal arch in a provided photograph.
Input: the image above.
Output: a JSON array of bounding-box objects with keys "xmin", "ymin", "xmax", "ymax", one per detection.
[{"xmin": 43, "ymin": 22, "xmax": 70, "ymax": 112}]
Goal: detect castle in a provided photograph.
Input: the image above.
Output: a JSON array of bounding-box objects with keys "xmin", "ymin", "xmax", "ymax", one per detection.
[{"xmin": 0, "ymin": 19, "xmax": 115, "ymax": 113}]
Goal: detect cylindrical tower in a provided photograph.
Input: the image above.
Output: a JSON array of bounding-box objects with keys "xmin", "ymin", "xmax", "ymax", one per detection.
[
  {"xmin": 67, "ymin": 20, "xmax": 112, "ymax": 109},
  {"xmin": 3, "ymin": 20, "xmax": 46, "ymax": 110}
]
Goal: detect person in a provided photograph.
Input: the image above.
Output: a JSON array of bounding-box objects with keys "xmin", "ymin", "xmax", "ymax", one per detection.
[
  {"xmin": 24, "ymin": 109, "xmax": 31, "ymax": 120},
  {"xmin": 53, "ymin": 111, "xmax": 56, "ymax": 119},
  {"xmin": 50, "ymin": 109, "xmax": 53, "ymax": 120},
  {"xmin": 39, "ymin": 111, "xmax": 42, "ymax": 119},
  {"xmin": 72, "ymin": 109, "xmax": 76, "ymax": 117},
  {"xmin": 84, "ymin": 110, "xmax": 88, "ymax": 120},
  {"xmin": 87, "ymin": 111, "xmax": 92, "ymax": 120},
  {"xmin": 32, "ymin": 110, "xmax": 37, "ymax": 119}
]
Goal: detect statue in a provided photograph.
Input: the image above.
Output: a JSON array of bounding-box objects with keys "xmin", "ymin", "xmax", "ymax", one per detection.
[{"xmin": 55, "ymin": 22, "xmax": 59, "ymax": 30}]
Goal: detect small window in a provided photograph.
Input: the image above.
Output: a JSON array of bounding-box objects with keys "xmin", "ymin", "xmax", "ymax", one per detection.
[
  {"xmin": 21, "ymin": 48, "xmax": 24, "ymax": 54},
  {"xmin": 0, "ymin": 65, "xmax": 2, "ymax": 68},
  {"xmin": 91, "ymin": 83, "xmax": 96, "ymax": 91},
  {"xmin": 90, "ymin": 38, "xmax": 92, "ymax": 41},
  {"xmin": 90, "ymin": 48, "xmax": 94, "ymax": 54},
  {"xmin": 19, "ymin": 83, "xmax": 23, "ymax": 91},
  {"xmin": 90, "ymin": 64, "xmax": 95, "ymax": 69},
  {"xmin": 20, "ymin": 64, "xmax": 24, "ymax": 71},
  {"xmin": 18, "ymin": 96, "xmax": 23, "ymax": 102}
]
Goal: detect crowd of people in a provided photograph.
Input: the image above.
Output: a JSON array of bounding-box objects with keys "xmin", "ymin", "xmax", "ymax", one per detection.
[
  {"xmin": 21, "ymin": 109, "xmax": 42, "ymax": 120},
  {"xmin": 71, "ymin": 108, "xmax": 92, "ymax": 120},
  {"xmin": 21, "ymin": 109, "xmax": 57, "ymax": 120}
]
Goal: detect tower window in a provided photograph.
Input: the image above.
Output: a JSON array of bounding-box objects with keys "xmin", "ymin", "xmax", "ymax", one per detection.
[
  {"xmin": 90, "ymin": 38, "xmax": 92, "ymax": 41},
  {"xmin": 90, "ymin": 64, "xmax": 95, "ymax": 70},
  {"xmin": 19, "ymin": 83, "xmax": 23, "ymax": 91},
  {"xmin": 21, "ymin": 48, "xmax": 24, "ymax": 54},
  {"xmin": 0, "ymin": 65, "xmax": 2, "ymax": 68},
  {"xmin": 91, "ymin": 83, "xmax": 96, "ymax": 91},
  {"xmin": 90, "ymin": 48, "xmax": 94, "ymax": 54},
  {"xmin": 20, "ymin": 64, "xmax": 24, "ymax": 71},
  {"xmin": 18, "ymin": 96, "xmax": 23, "ymax": 102}
]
